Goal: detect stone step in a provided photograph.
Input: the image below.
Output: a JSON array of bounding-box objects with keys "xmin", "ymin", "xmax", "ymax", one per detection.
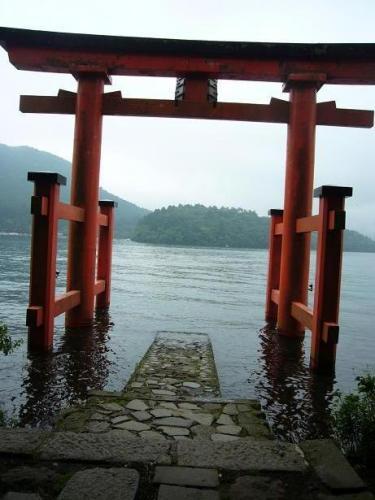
[{"xmin": 1, "ymin": 430, "xmax": 373, "ymax": 500}]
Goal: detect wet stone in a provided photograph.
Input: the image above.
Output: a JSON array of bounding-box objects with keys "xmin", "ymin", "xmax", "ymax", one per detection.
[
  {"xmin": 216, "ymin": 414, "xmax": 235, "ymax": 426},
  {"xmin": 177, "ymin": 439, "xmax": 307, "ymax": 471},
  {"xmin": 90, "ymin": 412, "xmax": 109, "ymax": 421},
  {"xmin": 118, "ymin": 420, "xmax": 151, "ymax": 432},
  {"xmin": 111, "ymin": 415, "xmax": 131, "ymax": 425},
  {"xmin": 87, "ymin": 421, "xmax": 111, "ymax": 433},
  {"xmin": 189, "ymin": 413, "xmax": 214, "ymax": 426},
  {"xmin": 0, "ymin": 429, "xmax": 49, "ymax": 455},
  {"xmin": 222, "ymin": 404, "xmax": 238, "ymax": 416},
  {"xmin": 153, "ymin": 466, "xmax": 219, "ymax": 487},
  {"xmin": 191, "ymin": 425, "xmax": 216, "ymax": 441},
  {"xmin": 300, "ymin": 439, "xmax": 366, "ymax": 491},
  {"xmin": 237, "ymin": 404, "xmax": 255, "ymax": 412},
  {"xmin": 132, "ymin": 410, "xmax": 152, "ymax": 421},
  {"xmin": 229, "ymin": 476, "xmax": 285, "ymax": 500},
  {"xmin": 40, "ymin": 431, "xmax": 171, "ymax": 464},
  {"xmin": 211, "ymin": 433, "xmax": 239, "ymax": 442},
  {"xmin": 183, "ymin": 382, "xmax": 201, "ymax": 389},
  {"xmin": 216, "ymin": 425, "xmax": 242, "ymax": 435},
  {"xmin": 140, "ymin": 430, "xmax": 167, "ymax": 441},
  {"xmin": 152, "ymin": 389, "xmax": 176, "ymax": 396},
  {"xmin": 130, "ymin": 382, "xmax": 143, "ymax": 388},
  {"xmin": 126, "ymin": 399, "xmax": 149, "ymax": 412},
  {"xmin": 178, "ymin": 403, "xmax": 201, "ymax": 410},
  {"xmin": 1, "ymin": 466, "xmax": 59, "ymax": 489},
  {"xmin": 318, "ymin": 493, "xmax": 375, "ymax": 500},
  {"xmin": 151, "ymin": 409, "xmax": 174, "ymax": 418},
  {"xmin": 158, "ymin": 485, "xmax": 219, "ymax": 500},
  {"xmin": 160, "ymin": 426, "xmax": 190, "ymax": 436},
  {"xmin": 2, "ymin": 494, "xmax": 42, "ymax": 500},
  {"xmin": 58, "ymin": 467, "xmax": 139, "ymax": 500},
  {"xmin": 155, "ymin": 417, "xmax": 194, "ymax": 428}
]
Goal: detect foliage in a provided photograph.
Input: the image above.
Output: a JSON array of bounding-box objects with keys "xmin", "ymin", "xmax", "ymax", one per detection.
[
  {"xmin": 132, "ymin": 204, "xmax": 269, "ymax": 249},
  {"xmin": 0, "ymin": 322, "xmax": 23, "ymax": 355},
  {"xmin": 332, "ymin": 374, "xmax": 375, "ymax": 465},
  {"xmin": 0, "ymin": 407, "xmax": 19, "ymax": 428}
]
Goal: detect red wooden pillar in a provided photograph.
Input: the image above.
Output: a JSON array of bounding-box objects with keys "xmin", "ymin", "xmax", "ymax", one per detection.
[
  {"xmin": 26, "ymin": 172, "xmax": 66, "ymax": 351},
  {"xmin": 277, "ymin": 74, "xmax": 324, "ymax": 336},
  {"xmin": 96, "ymin": 200, "xmax": 117, "ymax": 308},
  {"xmin": 311, "ymin": 185, "xmax": 352, "ymax": 371},
  {"xmin": 265, "ymin": 209, "xmax": 283, "ymax": 323},
  {"xmin": 66, "ymin": 73, "xmax": 106, "ymax": 327}
]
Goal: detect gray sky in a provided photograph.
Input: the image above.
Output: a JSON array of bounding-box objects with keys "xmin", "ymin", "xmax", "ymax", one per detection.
[{"xmin": 1, "ymin": 0, "xmax": 375, "ymax": 237}]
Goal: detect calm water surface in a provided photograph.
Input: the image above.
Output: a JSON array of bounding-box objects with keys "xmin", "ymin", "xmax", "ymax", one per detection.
[{"xmin": 0, "ymin": 234, "xmax": 374, "ymax": 441}]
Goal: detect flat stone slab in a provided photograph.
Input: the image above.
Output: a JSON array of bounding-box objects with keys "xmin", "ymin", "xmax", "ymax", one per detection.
[
  {"xmin": 159, "ymin": 426, "xmax": 190, "ymax": 436},
  {"xmin": 211, "ymin": 433, "xmax": 239, "ymax": 442},
  {"xmin": 318, "ymin": 493, "xmax": 375, "ymax": 500},
  {"xmin": 117, "ymin": 420, "xmax": 151, "ymax": 432},
  {"xmin": 154, "ymin": 466, "xmax": 219, "ymax": 488},
  {"xmin": 300, "ymin": 440, "xmax": 365, "ymax": 491},
  {"xmin": 126, "ymin": 399, "xmax": 149, "ymax": 411},
  {"xmin": 58, "ymin": 467, "xmax": 139, "ymax": 500},
  {"xmin": 158, "ymin": 485, "xmax": 219, "ymax": 500},
  {"xmin": 2, "ymin": 494, "xmax": 42, "ymax": 500},
  {"xmin": 39, "ymin": 431, "xmax": 171, "ymax": 464},
  {"xmin": 155, "ymin": 417, "xmax": 194, "ymax": 428},
  {"xmin": 229, "ymin": 475, "xmax": 285, "ymax": 500},
  {"xmin": 177, "ymin": 438, "xmax": 306, "ymax": 471},
  {"xmin": 0, "ymin": 429, "xmax": 49, "ymax": 455},
  {"xmin": 216, "ymin": 425, "xmax": 242, "ymax": 435}
]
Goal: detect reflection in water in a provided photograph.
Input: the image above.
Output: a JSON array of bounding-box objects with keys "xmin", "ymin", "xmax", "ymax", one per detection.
[
  {"xmin": 19, "ymin": 310, "xmax": 113, "ymax": 427},
  {"xmin": 255, "ymin": 325, "xmax": 335, "ymax": 442}
]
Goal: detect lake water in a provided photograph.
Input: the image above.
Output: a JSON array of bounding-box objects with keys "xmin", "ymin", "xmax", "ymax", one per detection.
[{"xmin": 0, "ymin": 233, "xmax": 374, "ymax": 441}]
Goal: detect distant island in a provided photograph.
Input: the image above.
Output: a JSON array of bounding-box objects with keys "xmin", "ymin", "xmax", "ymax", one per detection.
[
  {"xmin": 133, "ymin": 205, "xmax": 269, "ymax": 248},
  {"xmin": 133, "ymin": 205, "xmax": 375, "ymax": 253},
  {"xmin": 1, "ymin": 143, "xmax": 375, "ymax": 252}
]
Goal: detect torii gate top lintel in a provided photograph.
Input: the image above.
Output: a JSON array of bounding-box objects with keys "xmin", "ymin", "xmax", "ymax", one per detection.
[{"xmin": 2, "ymin": 26, "xmax": 375, "ymax": 84}]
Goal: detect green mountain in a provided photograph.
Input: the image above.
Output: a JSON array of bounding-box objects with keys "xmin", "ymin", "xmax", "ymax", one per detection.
[
  {"xmin": 1, "ymin": 143, "xmax": 374, "ymax": 252},
  {"xmin": 0, "ymin": 143, "xmax": 149, "ymax": 237},
  {"xmin": 133, "ymin": 204, "xmax": 375, "ymax": 253}
]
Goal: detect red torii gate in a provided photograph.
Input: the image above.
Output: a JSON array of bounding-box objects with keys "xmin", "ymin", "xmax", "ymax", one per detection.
[{"xmin": 1, "ymin": 27, "xmax": 374, "ymax": 371}]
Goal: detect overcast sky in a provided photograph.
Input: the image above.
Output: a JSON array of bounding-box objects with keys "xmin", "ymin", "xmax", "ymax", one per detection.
[{"xmin": 1, "ymin": 0, "xmax": 374, "ymax": 237}]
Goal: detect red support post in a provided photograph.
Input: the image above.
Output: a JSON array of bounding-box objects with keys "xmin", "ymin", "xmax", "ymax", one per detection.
[
  {"xmin": 310, "ymin": 185, "xmax": 353, "ymax": 371},
  {"xmin": 66, "ymin": 73, "xmax": 106, "ymax": 327},
  {"xmin": 96, "ymin": 200, "xmax": 117, "ymax": 309},
  {"xmin": 277, "ymin": 75, "xmax": 322, "ymax": 336},
  {"xmin": 26, "ymin": 172, "xmax": 66, "ymax": 351},
  {"xmin": 265, "ymin": 209, "xmax": 283, "ymax": 323}
]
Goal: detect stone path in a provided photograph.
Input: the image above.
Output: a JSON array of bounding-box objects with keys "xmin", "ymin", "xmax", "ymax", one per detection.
[
  {"xmin": 124, "ymin": 332, "xmax": 221, "ymax": 399},
  {"xmin": 55, "ymin": 332, "xmax": 270, "ymax": 442},
  {"xmin": 0, "ymin": 332, "xmax": 373, "ymax": 499}
]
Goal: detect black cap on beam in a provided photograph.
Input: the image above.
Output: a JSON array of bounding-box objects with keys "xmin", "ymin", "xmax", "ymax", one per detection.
[
  {"xmin": 27, "ymin": 171, "xmax": 67, "ymax": 185},
  {"xmin": 99, "ymin": 200, "xmax": 118, "ymax": 208},
  {"xmin": 268, "ymin": 209, "xmax": 284, "ymax": 216},
  {"xmin": 314, "ymin": 185, "xmax": 353, "ymax": 198}
]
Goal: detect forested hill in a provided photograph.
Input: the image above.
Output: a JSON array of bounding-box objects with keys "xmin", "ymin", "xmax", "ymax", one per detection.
[
  {"xmin": 0, "ymin": 144, "xmax": 149, "ymax": 238},
  {"xmin": 132, "ymin": 204, "xmax": 375, "ymax": 253}
]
